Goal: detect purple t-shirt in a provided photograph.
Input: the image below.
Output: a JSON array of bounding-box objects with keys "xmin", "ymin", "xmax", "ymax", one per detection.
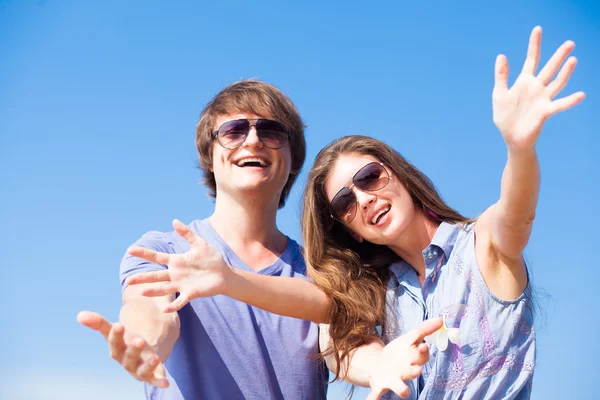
[{"xmin": 120, "ymin": 219, "xmax": 328, "ymax": 400}]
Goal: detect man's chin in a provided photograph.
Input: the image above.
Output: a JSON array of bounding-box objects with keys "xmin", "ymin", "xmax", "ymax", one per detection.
[{"xmin": 234, "ymin": 182, "xmax": 284, "ymax": 197}]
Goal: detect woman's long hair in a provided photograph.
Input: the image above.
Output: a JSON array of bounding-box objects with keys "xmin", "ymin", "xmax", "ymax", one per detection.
[{"xmin": 301, "ymin": 135, "xmax": 472, "ymax": 380}]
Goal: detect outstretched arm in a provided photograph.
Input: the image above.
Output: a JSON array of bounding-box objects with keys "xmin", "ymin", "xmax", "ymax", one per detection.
[
  {"xmin": 477, "ymin": 26, "xmax": 585, "ymax": 299},
  {"xmin": 319, "ymin": 319, "xmax": 443, "ymax": 400},
  {"xmin": 127, "ymin": 219, "xmax": 331, "ymax": 324},
  {"xmin": 77, "ymin": 283, "xmax": 180, "ymax": 388}
]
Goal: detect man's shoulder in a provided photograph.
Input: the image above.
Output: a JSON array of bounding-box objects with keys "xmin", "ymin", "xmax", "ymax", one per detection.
[
  {"xmin": 281, "ymin": 236, "xmax": 308, "ymax": 276},
  {"xmin": 130, "ymin": 219, "xmax": 206, "ymax": 252}
]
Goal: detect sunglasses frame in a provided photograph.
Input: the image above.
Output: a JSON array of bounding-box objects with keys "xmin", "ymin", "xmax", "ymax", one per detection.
[
  {"xmin": 211, "ymin": 118, "xmax": 291, "ymax": 149},
  {"xmin": 329, "ymin": 162, "xmax": 390, "ymax": 224}
]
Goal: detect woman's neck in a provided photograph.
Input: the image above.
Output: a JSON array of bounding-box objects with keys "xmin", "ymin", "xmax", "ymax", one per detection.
[{"xmin": 387, "ymin": 212, "xmax": 440, "ymax": 277}]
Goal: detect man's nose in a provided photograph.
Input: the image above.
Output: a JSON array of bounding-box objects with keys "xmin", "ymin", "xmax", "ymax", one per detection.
[{"xmin": 242, "ymin": 126, "xmax": 263, "ymax": 148}]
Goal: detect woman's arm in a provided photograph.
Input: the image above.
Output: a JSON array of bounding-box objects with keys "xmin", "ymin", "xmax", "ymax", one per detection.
[
  {"xmin": 319, "ymin": 319, "xmax": 442, "ymax": 400},
  {"xmin": 319, "ymin": 324, "xmax": 385, "ymax": 388},
  {"xmin": 476, "ymin": 27, "xmax": 584, "ymax": 299}
]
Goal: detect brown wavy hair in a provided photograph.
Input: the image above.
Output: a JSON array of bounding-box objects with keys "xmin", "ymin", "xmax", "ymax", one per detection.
[
  {"xmin": 195, "ymin": 79, "xmax": 306, "ymax": 208},
  {"xmin": 301, "ymin": 135, "xmax": 472, "ymax": 380}
]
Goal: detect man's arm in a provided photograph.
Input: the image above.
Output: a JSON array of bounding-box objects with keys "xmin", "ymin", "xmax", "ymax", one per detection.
[
  {"xmin": 78, "ymin": 281, "xmax": 180, "ymax": 388},
  {"xmin": 121, "ymin": 283, "xmax": 180, "ymax": 362},
  {"xmin": 126, "ymin": 219, "xmax": 332, "ymax": 324}
]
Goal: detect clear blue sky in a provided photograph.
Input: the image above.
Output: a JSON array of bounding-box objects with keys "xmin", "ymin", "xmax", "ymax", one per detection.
[{"xmin": 1, "ymin": 1, "xmax": 598, "ymax": 399}]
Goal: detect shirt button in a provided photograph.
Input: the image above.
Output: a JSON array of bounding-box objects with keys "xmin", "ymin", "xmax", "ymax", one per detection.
[{"xmin": 427, "ymin": 253, "xmax": 433, "ymax": 259}]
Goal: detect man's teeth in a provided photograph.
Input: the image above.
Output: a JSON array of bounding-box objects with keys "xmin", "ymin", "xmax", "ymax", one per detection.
[
  {"xmin": 372, "ymin": 206, "xmax": 391, "ymax": 224},
  {"xmin": 236, "ymin": 158, "xmax": 268, "ymax": 167}
]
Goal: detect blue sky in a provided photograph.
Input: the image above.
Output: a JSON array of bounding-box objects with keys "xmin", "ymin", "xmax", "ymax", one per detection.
[{"xmin": 1, "ymin": 1, "xmax": 598, "ymax": 399}]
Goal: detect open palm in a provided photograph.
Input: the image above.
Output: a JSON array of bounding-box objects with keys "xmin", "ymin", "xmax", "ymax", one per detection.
[
  {"xmin": 492, "ymin": 26, "xmax": 585, "ymax": 150},
  {"xmin": 127, "ymin": 219, "xmax": 233, "ymax": 312},
  {"xmin": 366, "ymin": 318, "xmax": 443, "ymax": 400}
]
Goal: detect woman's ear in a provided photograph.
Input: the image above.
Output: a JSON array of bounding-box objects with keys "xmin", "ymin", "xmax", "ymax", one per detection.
[{"xmin": 349, "ymin": 230, "xmax": 364, "ymax": 243}]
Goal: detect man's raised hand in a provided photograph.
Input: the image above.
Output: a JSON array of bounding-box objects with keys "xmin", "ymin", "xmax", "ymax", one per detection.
[{"xmin": 126, "ymin": 219, "xmax": 233, "ymax": 313}]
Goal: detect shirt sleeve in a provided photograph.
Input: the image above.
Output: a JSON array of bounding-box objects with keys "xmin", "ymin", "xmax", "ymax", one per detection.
[
  {"xmin": 119, "ymin": 230, "xmax": 173, "ymax": 292},
  {"xmin": 289, "ymin": 241, "xmax": 309, "ymax": 278}
]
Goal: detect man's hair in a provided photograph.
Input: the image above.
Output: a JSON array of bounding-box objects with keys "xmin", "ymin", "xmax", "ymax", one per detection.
[{"xmin": 195, "ymin": 80, "xmax": 306, "ymax": 208}]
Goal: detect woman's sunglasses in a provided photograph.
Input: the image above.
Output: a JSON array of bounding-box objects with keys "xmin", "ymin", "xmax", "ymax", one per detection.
[
  {"xmin": 329, "ymin": 162, "xmax": 390, "ymax": 224},
  {"xmin": 212, "ymin": 118, "xmax": 291, "ymax": 149}
]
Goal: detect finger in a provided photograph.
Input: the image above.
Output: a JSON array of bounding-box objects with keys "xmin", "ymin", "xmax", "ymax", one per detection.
[
  {"xmin": 153, "ymin": 362, "xmax": 169, "ymax": 386},
  {"xmin": 494, "ymin": 54, "xmax": 509, "ymax": 94},
  {"xmin": 537, "ymin": 40, "xmax": 575, "ymax": 85},
  {"xmin": 141, "ymin": 283, "xmax": 178, "ymax": 297},
  {"xmin": 108, "ymin": 323, "xmax": 127, "ymax": 363},
  {"xmin": 401, "ymin": 365, "xmax": 423, "ymax": 381},
  {"xmin": 389, "ymin": 379, "xmax": 411, "ymax": 399},
  {"xmin": 164, "ymin": 294, "xmax": 190, "ymax": 313},
  {"xmin": 137, "ymin": 355, "xmax": 170, "ymax": 388},
  {"xmin": 549, "ymin": 91, "xmax": 585, "ymax": 115},
  {"xmin": 128, "ymin": 246, "xmax": 171, "ymax": 266},
  {"xmin": 521, "ymin": 26, "xmax": 542, "ymax": 74},
  {"xmin": 407, "ymin": 317, "xmax": 443, "ymax": 345},
  {"xmin": 136, "ymin": 353, "xmax": 160, "ymax": 381},
  {"xmin": 126, "ymin": 271, "xmax": 171, "ymax": 286},
  {"xmin": 413, "ymin": 343, "xmax": 431, "ymax": 365},
  {"xmin": 173, "ymin": 219, "xmax": 203, "ymax": 248},
  {"xmin": 546, "ymin": 56, "xmax": 578, "ymax": 98},
  {"xmin": 77, "ymin": 311, "xmax": 113, "ymax": 339},
  {"xmin": 122, "ymin": 337, "xmax": 145, "ymax": 374}
]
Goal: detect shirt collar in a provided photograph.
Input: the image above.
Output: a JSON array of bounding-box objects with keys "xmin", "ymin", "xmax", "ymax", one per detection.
[
  {"xmin": 389, "ymin": 221, "xmax": 461, "ymax": 281},
  {"xmin": 429, "ymin": 221, "xmax": 460, "ymax": 259}
]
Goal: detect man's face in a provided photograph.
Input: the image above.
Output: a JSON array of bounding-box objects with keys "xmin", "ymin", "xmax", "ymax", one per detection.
[{"xmin": 211, "ymin": 113, "xmax": 293, "ymax": 204}]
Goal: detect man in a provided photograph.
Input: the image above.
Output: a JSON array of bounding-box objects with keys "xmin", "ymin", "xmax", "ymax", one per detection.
[{"xmin": 78, "ymin": 80, "xmax": 328, "ymax": 399}]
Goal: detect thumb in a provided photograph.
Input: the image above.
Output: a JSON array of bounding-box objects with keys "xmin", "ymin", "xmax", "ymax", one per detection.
[
  {"xmin": 77, "ymin": 311, "xmax": 113, "ymax": 339},
  {"xmin": 173, "ymin": 219, "xmax": 205, "ymax": 248},
  {"xmin": 153, "ymin": 360, "xmax": 166, "ymax": 380}
]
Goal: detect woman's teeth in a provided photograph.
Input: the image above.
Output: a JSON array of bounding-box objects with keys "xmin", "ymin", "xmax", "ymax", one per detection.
[{"xmin": 372, "ymin": 206, "xmax": 391, "ymax": 224}]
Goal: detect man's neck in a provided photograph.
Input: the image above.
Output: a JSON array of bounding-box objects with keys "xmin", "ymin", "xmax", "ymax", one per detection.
[{"xmin": 208, "ymin": 194, "xmax": 287, "ymax": 271}]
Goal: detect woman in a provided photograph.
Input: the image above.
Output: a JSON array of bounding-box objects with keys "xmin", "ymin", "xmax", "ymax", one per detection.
[
  {"xmin": 300, "ymin": 26, "xmax": 583, "ymax": 399},
  {"xmin": 126, "ymin": 27, "xmax": 584, "ymax": 399}
]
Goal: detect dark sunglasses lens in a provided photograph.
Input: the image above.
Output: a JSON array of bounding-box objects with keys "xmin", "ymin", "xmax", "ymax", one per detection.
[
  {"xmin": 256, "ymin": 120, "xmax": 288, "ymax": 149},
  {"xmin": 331, "ymin": 188, "xmax": 357, "ymax": 223},
  {"xmin": 218, "ymin": 120, "xmax": 250, "ymax": 148},
  {"xmin": 354, "ymin": 163, "xmax": 388, "ymax": 191}
]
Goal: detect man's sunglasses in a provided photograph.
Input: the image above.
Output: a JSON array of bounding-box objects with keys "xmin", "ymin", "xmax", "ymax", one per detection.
[
  {"xmin": 212, "ymin": 118, "xmax": 291, "ymax": 149},
  {"xmin": 329, "ymin": 162, "xmax": 390, "ymax": 224}
]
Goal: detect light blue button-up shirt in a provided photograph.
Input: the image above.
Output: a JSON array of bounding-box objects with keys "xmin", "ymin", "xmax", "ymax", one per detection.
[{"xmin": 382, "ymin": 222, "xmax": 535, "ymax": 399}]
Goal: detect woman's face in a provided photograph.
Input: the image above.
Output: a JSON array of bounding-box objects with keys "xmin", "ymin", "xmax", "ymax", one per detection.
[{"xmin": 324, "ymin": 153, "xmax": 417, "ymax": 245}]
